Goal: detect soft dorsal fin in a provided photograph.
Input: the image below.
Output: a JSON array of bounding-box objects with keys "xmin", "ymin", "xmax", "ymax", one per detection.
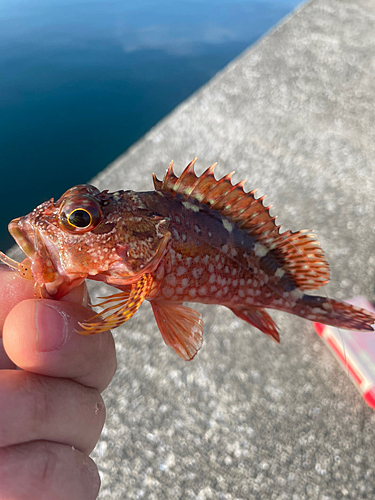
[{"xmin": 153, "ymin": 160, "xmax": 330, "ymax": 291}]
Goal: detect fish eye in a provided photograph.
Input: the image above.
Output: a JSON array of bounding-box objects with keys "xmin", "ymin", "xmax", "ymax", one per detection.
[
  {"xmin": 68, "ymin": 208, "xmax": 92, "ymax": 228},
  {"xmin": 59, "ymin": 194, "xmax": 102, "ymax": 233}
]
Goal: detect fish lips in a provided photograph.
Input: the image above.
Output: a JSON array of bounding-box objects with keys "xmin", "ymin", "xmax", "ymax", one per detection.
[{"xmin": 9, "ymin": 214, "xmax": 60, "ymax": 284}]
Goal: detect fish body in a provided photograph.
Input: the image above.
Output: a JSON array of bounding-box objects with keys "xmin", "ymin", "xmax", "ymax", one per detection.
[{"xmin": 3, "ymin": 159, "xmax": 375, "ymax": 360}]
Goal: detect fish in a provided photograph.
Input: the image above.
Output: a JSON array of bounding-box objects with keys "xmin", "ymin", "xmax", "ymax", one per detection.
[{"xmin": 1, "ymin": 159, "xmax": 375, "ymax": 360}]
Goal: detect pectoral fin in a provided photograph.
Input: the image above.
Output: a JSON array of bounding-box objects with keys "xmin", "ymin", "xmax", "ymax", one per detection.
[
  {"xmin": 78, "ymin": 274, "xmax": 153, "ymax": 334},
  {"xmin": 151, "ymin": 301, "xmax": 203, "ymax": 361},
  {"xmin": 230, "ymin": 305, "xmax": 280, "ymax": 343}
]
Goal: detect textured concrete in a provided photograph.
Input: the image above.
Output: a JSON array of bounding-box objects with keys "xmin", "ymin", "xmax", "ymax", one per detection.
[{"xmin": 78, "ymin": 0, "xmax": 375, "ymax": 498}]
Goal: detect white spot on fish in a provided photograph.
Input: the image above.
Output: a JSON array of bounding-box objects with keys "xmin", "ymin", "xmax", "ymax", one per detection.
[
  {"xmin": 199, "ymin": 286, "xmax": 207, "ymax": 296},
  {"xmin": 312, "ymin": 307, "xmax": 325, "ymax": 314},
  {"xmin": 231, "ymin": 248, "xmax": 238, "ymax": 257},
  {"xmin": 182, "ymin": 201, "xmax": 200, "ymax": 212},
  {"xmin": 162, "ymin": 287, "xmax": 175, "ymax": 299},
  {"xmin": 169, "ymin": 249, "xmax": 176, "ymax": 266},
  {"xmin": 254, "ymin": 243, "xmax": 268, "ymax": 258},
  {"xmin": 240, "ymin": 279, "xmax": 245, "ymax": 286},
  {"xmin": 189, "ymin": 288, "xmax": 197, "ymax": 298},
  {"xmin": 238, "ymin": 290, "xmax": 245, "ymax": 298},
  {"xmin": 176, "ymin": 266, "xmax": 186, "ymax": 276},
  {"xmin": 192, "ymin": 268, "xmax": 203, "ymax": 279},
  {"xmin": 194, "ymin": 225, "xmax": 201, "ymax": 234},
  {"xmin": 224, "ymin": 266, "xmax": 229, "ymax": 273},
  {"xmin": 232, "ymin": 279, "xmax": 238, "ymax": 287},
  {"xmin": 275, "ymin": 268, "xmax": 285, "ymax": 279},
  {"xmin": 182, "ymin": 233, "xmax": 187, "ymax": 242},
  {"xmin": 166, "ymin": 274, "xmax": 177, "ymax": 286},
  {"xmin": 210, "ymin": 286, "xmax": 217, "ymax": 293},
  {"xmin": 209, "ymin": 274, "xmax": 216, "ymax": 284},
  {"xmin": 181, "ymin": 278, "xmax": 189, "ymax": 288},
  {"xmin": 202, "ymin": 255, "xmax": 209, "ymax": 265},
  {"xmin": 246, "ymin": 297, "xmax": 254, "ymax": 304},
  {"xmin": 291, "ymin": 288, "xmax": 304, "ymax": 300},
  {"xmin": 222, "ymin": 219, "xmax": 233, "ymax": 233},
  {"xmin": 208, "ymin": 264, "xmax": 214, "ymax": 273},
  {"xmin": 221, "ymin": 244, "xmax": 229, "ymax": 253},
  {"xmin": 231, "ymin": 268, "xmax": 237, "ymax": 276}
]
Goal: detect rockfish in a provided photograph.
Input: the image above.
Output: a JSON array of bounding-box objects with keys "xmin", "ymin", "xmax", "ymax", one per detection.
[{"xmin": 2, "ymin": 159, "xmax": 374, "ymax": 360}]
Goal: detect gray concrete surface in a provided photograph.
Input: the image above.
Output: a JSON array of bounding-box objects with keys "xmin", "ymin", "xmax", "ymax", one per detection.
[{"xmin": 86, "ymin": 0, "xmax": 375, "ymax": 498}]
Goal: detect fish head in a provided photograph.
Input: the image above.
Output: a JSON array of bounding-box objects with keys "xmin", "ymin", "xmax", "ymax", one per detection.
[{"xmin": 8, "ymin": 185, "xmax": 170, "ymax": 296}]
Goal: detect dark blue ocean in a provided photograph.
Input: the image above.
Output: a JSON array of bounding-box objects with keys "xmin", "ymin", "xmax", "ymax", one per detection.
[{"xmin": 0, "ymin": 0, "xmax": 301, "ymax": 250}]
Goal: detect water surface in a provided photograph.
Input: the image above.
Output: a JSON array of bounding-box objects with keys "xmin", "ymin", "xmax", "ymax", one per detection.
[{"xmin": 0, "ymin": 0, "xmax": 301, "ymax": 249}]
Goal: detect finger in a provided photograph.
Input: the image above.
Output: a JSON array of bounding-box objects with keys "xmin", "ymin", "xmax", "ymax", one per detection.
[
  {"xmin": 0, "ymin": 265, "xmax": 35, "ymax": 333},
  {"xmin": 3, "ymin": 299, "xmax": 117, "ymax": 393},
  {"xmin": 0, "ymin": 339, "xmax": 16, "ymax": 369},
  {"xmin": 0, "ymin": 264, "xmax": 90, "ymax": 334},
  {"xmin": 0, "ymin": 441, "xmax": 100, "ymax": 500},
  {"xmin": 0, "ymin": 370, "xmax": 105, "ymax": 454}
]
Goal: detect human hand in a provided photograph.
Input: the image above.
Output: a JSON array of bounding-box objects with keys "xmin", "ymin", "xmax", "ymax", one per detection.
[{"xmin": 0, "ymin": 264, "xmax": 116, "ymax": 500}]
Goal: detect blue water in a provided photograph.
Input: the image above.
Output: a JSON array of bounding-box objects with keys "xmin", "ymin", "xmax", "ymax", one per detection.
[{"xmin": 0, "ymin": 0, "xmax": 301, "ymax": 250}]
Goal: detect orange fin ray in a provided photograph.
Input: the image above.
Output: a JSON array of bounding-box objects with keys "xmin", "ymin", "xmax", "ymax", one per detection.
[
  {"xmin": 153, "ymin": 160, "xmax": 330, "ymax": 291},
  {"xmin": 267, "ymin": 230, "xmax": 330, "ymax": 290},
  {"xmin": 230, "ymin": 305, "xmax": 280, "ymax": 343},
  {"xmin": 151, "ymin": 301, "xmax": 203, "ymax": 361},
  {"xmin": 78, "ymin": 274, "xmax": 153, "ymax": 334}
]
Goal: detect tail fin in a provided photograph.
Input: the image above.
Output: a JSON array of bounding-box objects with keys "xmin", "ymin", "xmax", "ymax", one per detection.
[{"xmin": 294, "ymin": 295, "xmax": 375, "ymax": 331}]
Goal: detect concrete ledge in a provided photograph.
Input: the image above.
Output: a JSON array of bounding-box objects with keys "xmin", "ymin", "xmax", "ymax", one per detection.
[{"xmin": 88, "ymin": 0, "xmax": 375, "ymax": 498}]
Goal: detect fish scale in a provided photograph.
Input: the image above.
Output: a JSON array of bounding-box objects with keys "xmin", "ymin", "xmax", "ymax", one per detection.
[{"xmin": 1, "ymin": 159, "xmax": 374, "ymax": 361}]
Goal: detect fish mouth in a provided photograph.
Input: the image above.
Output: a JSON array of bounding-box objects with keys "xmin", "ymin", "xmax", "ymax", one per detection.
[{"xmin": 9, "ymin": 215, "xmax": 60, "ymax": 284}]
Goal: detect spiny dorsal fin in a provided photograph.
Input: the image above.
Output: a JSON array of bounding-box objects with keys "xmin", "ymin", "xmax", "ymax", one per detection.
[{"xmin": 153, "ymin": 160, "xmax": 330, "ymax": 290}]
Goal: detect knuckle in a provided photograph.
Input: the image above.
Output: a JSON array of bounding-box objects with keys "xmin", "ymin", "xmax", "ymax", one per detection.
[{"xmin": 28, "ymin": 374, "xmax": 52, "ymax": 434}]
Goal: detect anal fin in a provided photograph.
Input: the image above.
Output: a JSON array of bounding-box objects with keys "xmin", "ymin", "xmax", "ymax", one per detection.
[
  {"xmin": 151, "ymin": 301, "xmax": 203, "ymax": 361},
  {"xmin": 230, "ymin": 305, "xmax": 280, "ymax": 343}
]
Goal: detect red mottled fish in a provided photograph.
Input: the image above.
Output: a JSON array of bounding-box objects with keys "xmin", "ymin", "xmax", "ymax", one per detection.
[{"xmin": 1, "ymin": 159, "xmax": 375, "ymax": 360}]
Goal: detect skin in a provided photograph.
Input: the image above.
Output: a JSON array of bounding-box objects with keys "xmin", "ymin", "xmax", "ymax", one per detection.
[{"xmin": 0, "ymin": 264, "xmax": 117, "ymax": 500}]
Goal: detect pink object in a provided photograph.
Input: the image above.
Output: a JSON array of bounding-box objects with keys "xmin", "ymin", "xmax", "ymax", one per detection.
[{"xmin": 313, "ymin": 297, "xmax": 375, "ymax": 410}]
